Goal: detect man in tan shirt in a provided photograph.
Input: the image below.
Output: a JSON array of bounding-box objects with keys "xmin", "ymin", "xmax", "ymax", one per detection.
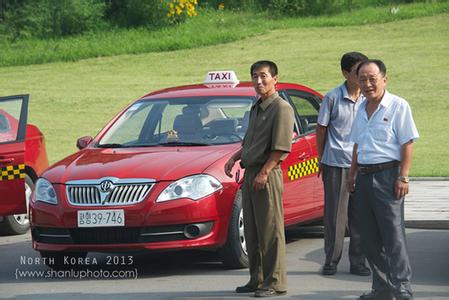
[{"xmin": 225, "ymin": 60, "xmax": 294, "ymax": 297}]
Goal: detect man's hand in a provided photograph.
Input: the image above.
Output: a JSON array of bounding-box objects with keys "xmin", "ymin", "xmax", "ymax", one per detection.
[
  {"xmin": 316, "ymin": 125, "xmax": 327, "ymax": 178},
  {"xmin": 252, "ymin": 151, "xmax": 284, "ymax": 190},
  {"xmin": 396, "ymin": 141, "xmax": 413, "ymax": 200},
  {"xmin": 347, "ymin": 174, "xmax": 356, "ymax": 193},
  {"xmin": 224, "ymin": 158, "xmax": 235, "ymax": 178},
  {"xmin": 253, "ymin": 172, "xmax": 268, "ymax": 190},
  {"xmin": 395, "ymin": 180, "xmax": 409, "ymax": 200},
  {"xmin": 347, "ymin": 144, "xmax": 358, "ymax": 194}
]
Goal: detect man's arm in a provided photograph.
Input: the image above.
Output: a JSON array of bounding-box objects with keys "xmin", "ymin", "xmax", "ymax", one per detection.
[
  {"xmin": 224, "ymin": 148, "xmax": 243, "ymax": 178},
  {"xmin": 347, "ymin": 144, "xmax": 358, "ymax": 193},
  {"xmin": 252, "ymin": 150, "xmax": 284, "ymax": 190},
  {"xmin": 395, "ymin": 140, "xmax": 414, "ymax": 199},
  {"xmin": 316, "ymin": 124, "xmax": 327, "ymax": 177}
]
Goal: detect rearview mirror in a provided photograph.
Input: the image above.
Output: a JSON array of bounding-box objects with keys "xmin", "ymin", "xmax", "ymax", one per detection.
[{"xmin": 76, "ymin": 136, "xmax": 93, "ymax": 150}]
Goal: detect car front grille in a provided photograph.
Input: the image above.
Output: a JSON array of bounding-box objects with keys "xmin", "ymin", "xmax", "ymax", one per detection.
[
  {"xmin": 71, "ymin": 227, "xmax": 142, "ymax": 244},
  {"xmin": 66, "ymin": 177, "xmax": 155, "ymax": 206}
]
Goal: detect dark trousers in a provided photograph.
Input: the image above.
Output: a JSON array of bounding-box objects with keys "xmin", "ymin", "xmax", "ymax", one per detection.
[
  {"xmin": 241, "ymin": 166, "xmax": 287, "ymax": 292},
  {"xmin": 354, "ymin": 167, "xmax": 412, "ymax": 293},
  {"xmin": 322, "ymin": 165, "xmax": 366, "ymax": 268}
]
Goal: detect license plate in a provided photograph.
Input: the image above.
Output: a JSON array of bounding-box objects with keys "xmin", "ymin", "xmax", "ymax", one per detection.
[{"xmin": 77, "ymin": 209, "xmax": 125, "ymax": 227}]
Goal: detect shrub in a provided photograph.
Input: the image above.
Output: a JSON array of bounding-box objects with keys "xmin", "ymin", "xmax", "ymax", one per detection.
[
  {"xmin": 267, "ymin": 0, "xmax": 340, "ymax": 16},
  {"xmin": 2, "ymin": 0, "xmax": 106, "ymax": 40},
  {"xmin": 105, "ymin": 0, "xmax": 198, "ymax": 28},
  {"xmin": 1, "ymin": 0, "xmax": 200, "ymax": 39},
  {"xmin": 106, "ymin": 0, "xmax": 169, "ymax": 28}
]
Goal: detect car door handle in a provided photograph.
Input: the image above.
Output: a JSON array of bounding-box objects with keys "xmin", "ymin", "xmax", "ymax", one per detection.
[
  {"xmin": 298, "ymin": 152, "xmax": 309, "ymax": 160},
  {"xmin": 0, "ymin": 158, "xmax": 14, "ymax": 164}
]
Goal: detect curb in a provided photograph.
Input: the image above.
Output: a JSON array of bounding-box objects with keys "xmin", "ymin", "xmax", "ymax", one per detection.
[
  {"xmin": 405, "ymin": 220, "xmax": 449, "ymax": 230},
  {"xmin": 410, "ymin": 177, "xmax": 449, "ymax": 181}
]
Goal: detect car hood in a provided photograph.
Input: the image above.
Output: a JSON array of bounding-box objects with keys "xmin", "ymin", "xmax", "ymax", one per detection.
[{"xmin": 44, "ymin": 146, "xmax": 238, "ymax": 183}]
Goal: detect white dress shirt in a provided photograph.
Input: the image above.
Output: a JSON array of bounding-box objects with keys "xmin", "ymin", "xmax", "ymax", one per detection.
[{"xmin": 350, "ymin": 90, "xmax": 419, "ymax": 164}]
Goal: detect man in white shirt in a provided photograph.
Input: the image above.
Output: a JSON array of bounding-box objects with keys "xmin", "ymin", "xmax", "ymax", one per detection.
[{"xmin": 348, "ymin": 59, "xmax": 419, "ymax": 300}]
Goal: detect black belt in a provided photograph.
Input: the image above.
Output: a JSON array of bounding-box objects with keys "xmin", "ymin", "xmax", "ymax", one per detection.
[{"xmin": 357, "ymin": 161, "xmax": 399, "ymax": 174}]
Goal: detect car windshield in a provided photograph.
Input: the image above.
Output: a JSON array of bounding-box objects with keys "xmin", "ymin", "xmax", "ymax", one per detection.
[{"xmin": 97, "ymin": 96, "xmax": 254, "ymax": 147}]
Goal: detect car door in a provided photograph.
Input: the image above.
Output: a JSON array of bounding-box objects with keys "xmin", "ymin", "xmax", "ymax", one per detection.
[
  {"xmin": 0, "ymin": 95, "xmax": 28, "ymax": 216},
  {"xmin": 280, "ymin": 90, "xmax": 323, "ymax": 225}
]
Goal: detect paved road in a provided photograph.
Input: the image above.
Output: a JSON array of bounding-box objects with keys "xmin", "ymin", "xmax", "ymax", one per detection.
[
  {"xmin": 0, "ymin": 179, "xmax": 447, "ymax": 299},
  {"xmin": 1, "ymin": 226, "xmax": 448, "ymax": 300}
]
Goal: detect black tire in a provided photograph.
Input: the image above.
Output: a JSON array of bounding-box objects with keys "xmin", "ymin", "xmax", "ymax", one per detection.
[
  {"xmin": 219, "ymin": 191, "xmax": 249, "ymax": 269},
  {"xmin": 40, "ymin": 251, "xmax": 88, "ymax": 270},
  {"xmin": 0, "ymin": 174, "xmax": 33, "ymax": 235}
]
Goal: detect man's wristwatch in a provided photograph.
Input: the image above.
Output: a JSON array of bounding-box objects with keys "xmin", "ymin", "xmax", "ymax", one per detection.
[{"xmin": 397, "ymin": 176, "xmax": 410, "ymax": 183}]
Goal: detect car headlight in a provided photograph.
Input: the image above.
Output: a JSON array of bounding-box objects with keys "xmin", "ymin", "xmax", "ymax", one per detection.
[
  {"xmin": 34, "ymin": 178, "xmax": 58, "ymax": 205},
  {"xmin": 156, "ymin": 174, "xmax": 223, "ymax": 202}
]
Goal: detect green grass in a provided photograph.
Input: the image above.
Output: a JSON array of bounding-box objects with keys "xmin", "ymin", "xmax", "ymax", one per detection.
[
  {"xmin": 0, "ymin": 1, "xmax": 448, "ymax": 67},
  {"xmin": 0, "ymin": 13, "xmax": 448, "ymax": 176}
]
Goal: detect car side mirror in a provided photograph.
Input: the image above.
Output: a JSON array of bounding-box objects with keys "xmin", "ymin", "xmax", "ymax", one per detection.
[{"xmin": 76, "ymin": 136, "xmax": 93, "ymax": 150}]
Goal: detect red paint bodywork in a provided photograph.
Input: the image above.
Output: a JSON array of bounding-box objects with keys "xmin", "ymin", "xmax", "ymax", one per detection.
[
  {"xmin": 30, "ymin": 82, "xmax": 324, "ymax": 253},
  {"xmin": 25, "ymin": 123, "xmax": 49, "ymax": 179},
  {"xmin": 0, "ymin": 109, "xmax": 48, "ymax": 179},
  {"xmin": 0, "ymin": 106, "xmax": 48, "ymax": 216}
]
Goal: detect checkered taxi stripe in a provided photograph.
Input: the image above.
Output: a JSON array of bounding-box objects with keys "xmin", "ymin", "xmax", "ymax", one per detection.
[
  {"xmin": 0, "ymin": 164, "xmax": 25, "ymax": 181},
  {"xmin": 287, "ymin": 158, "xmax": 319, "ymax": 181}
]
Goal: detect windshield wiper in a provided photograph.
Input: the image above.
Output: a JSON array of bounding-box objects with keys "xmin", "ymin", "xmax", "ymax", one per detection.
[
  {"xmin": 123, "ymin": 144, "xmax": 159, "ymax": 148},
  {"xmin": 96, "ymin": 143, "xmax": 124, "ymax": 148},
  {"xmin": 158, "ymin": 142, "xmax": 210, "ymax": 146}
]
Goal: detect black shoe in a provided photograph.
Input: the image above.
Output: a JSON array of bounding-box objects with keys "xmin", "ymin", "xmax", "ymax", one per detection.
[
  {"xmin": 235, "ymin": 285, "xmax": 257, "ymax": 293},
  {"xmin": 359, "ymin": 290, "xmax": 394, "ymax": 300},
  {"xmin": 254, "ymin": 288, "xmax": 287, "ymax": 298},
  {"xmin": 350, "ymin": 265, "xmax": 371, "ymax": 276},
  {"xmin": 394, "ymin": 290, "xmax": 413, "ymax": 300},
  {"xmin": 322, "ymin": 264, "xmax": 337, "ymax": 275}
]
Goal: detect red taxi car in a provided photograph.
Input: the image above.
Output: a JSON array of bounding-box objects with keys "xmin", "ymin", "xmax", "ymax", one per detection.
[
  {"xmin": 0, "ymin": 95, "xmax": 49, "ymax": 235},
  {"xmin": 30, "ymin": 72, "xmax": 323, "ymax": 268}
]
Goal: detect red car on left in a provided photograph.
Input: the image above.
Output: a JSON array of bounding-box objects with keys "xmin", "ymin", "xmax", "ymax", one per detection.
[{"xmin": 0, "ymin": 95, "xmax": 49, "ymax": 234}]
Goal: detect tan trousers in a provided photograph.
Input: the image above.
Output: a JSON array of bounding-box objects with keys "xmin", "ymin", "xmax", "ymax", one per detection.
[{"xmin": 241, "ymin": 166, "xmax": 287, "ymax": 292}]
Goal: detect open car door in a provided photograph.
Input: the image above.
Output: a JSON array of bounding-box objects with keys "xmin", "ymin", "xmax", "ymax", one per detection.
[{"xmin": 0, "ymin": 95, "xmax": 28, "ymax": 216}]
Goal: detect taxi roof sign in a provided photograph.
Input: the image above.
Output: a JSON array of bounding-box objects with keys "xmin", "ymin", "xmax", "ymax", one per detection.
[{"xmin": 204, "ymin": 71, "xmax": 239, "ymax": 88}]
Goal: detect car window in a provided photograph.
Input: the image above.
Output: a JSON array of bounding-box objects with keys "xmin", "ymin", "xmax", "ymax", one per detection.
[
  {"xmin": 100, "ymin": 102, "xmax": 155, "ymax": 145},
  {"xmin": 288, "ymin": 93, "xmax": 320, "ymax": 134},
  {"xmin": 0, "ymin": 100, "xmax": 22, "ymax": 143},
  {"xmin": 98, "ymin": 97, "xmax": 254, "ymax": 147},
  {"xmin": 160, "ymin": 105, "xmax": 183, "ymax": 133}
]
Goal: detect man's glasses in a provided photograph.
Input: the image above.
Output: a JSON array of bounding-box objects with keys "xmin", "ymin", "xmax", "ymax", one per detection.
[{"xmin": 358, "ymin": 74, "xmax": 384, "ymax": 84}]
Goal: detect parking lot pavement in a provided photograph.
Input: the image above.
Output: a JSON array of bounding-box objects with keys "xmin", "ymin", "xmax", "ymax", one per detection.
[
  {"xmin": 406, "ymin": 179, "xmax": 449, "ymax": 229},
  {"xmin": 0, "ymin": 179, "xmax": 447, "ymax": 299},
  {"xmin": 1, "ymin": 227, "xmax": 449, "ymax": 299}
]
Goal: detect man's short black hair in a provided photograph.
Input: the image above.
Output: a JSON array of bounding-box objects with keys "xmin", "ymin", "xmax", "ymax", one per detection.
[
  {"xmin": 250, "ymin": 60, "xmax": 278, "ymax": 77},
  {"xmin": 341, "ymin": 52, "xmax": 368, "ymax": 72},
  {"xmin": 356, "ymin": 59, "xmax": 387, "ymax": 76}
]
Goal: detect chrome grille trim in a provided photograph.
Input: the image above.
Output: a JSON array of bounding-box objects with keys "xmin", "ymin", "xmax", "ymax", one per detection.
[{"xmin": 66, "ymin": 177, "xmax": 156, "ymax": 206}]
